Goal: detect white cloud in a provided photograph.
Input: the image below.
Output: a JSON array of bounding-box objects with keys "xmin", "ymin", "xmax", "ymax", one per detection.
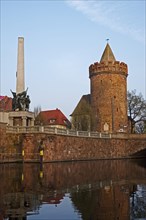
[{"xmin": 66, "ymin": 0, "xmax": 145, "ymax": 44}]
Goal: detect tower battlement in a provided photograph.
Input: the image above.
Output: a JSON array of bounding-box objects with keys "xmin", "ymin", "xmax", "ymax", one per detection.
[{"xmin": 89, "ymin": 61, "xmax": 128, "ymax": 78}]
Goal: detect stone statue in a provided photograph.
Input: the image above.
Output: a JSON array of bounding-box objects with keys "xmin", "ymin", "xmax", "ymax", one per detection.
[
  {"xmin": 25, "ymin": 95, "xmax": 30, "ymax": 110},
  {"xmin": 11, "ymin": 88, "xmax": 31, "ymax": 111},
  {"xmin": 10, "ymin": 90, "xmax": 17, "ymax": 110}
]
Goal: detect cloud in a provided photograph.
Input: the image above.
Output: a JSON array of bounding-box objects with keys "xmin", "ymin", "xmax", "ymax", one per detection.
[{"xmin": 66, "ymin": 0, "xmax": 145, "ymax": 44}]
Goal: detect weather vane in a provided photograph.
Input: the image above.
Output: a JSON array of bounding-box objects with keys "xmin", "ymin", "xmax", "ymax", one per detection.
[{"xmin": 106, "ymin": 38, "xmax": 109, "ymax": 42}]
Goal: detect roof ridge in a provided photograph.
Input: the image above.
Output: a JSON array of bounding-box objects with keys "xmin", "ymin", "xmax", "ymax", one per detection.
[{"xmin": 41, "ymin": 109, "xmax": 60, "ymax": 113}]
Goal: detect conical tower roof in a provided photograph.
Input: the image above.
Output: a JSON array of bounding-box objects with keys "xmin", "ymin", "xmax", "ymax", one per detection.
[{"xmin": 100, "ymin": 43, "xmax": 116, "ymax": 62}]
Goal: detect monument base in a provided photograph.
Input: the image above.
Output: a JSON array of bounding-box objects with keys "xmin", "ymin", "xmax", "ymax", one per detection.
[{"xmin": 9, "ymin": 111, "xmax": 34, "ymax": 126}]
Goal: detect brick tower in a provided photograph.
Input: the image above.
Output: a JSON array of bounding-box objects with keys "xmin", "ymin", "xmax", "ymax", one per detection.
[{"xmin": 89, "ymin": 43, "xmax": 128, "ymax": 133}]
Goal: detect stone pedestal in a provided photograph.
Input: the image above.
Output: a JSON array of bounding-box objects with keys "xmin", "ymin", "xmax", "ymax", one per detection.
[{"xmin": 9, "ymin": 111, "xmax": 34, "ymax": 126}]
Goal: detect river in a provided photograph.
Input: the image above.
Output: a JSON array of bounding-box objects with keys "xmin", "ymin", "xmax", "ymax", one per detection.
[{"xmin": 0, "ymin": 159, "xmax": 146, "ymax": 220}]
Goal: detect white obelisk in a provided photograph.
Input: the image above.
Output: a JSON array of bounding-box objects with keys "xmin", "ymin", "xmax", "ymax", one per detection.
[{"xmin": 16, "ymin": 37, "xmax": 25, "ymax": 95}]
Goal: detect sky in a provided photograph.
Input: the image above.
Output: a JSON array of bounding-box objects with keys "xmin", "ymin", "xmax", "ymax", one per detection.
[{"xmin": 1, "ymin": 0, "xmax": 146, "ymax": 118}]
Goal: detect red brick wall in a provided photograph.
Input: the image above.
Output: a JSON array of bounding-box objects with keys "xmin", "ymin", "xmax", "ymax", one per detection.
[
  {"xmin": 22, "ymin": 133, "xmax": 146, "ymax": 162},
  {"xmin": 1, "ymin": 124, "xmax": 146, "ymax": 162},
  {"xmin": 0, "ymin": 123, "xmax": 22, "ymax": 157}
]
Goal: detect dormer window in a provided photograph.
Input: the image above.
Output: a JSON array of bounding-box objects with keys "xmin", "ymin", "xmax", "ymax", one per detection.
[
  {"xmin": 49, "ymin": 119, "xmax": 56, "ymax": 123},
  {"xmin": 64, "ymin": 120, "xmax": 67, "ymax": 125}
]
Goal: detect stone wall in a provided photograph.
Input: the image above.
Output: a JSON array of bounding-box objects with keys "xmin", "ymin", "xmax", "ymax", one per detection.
[
  {"xmin": 22, "ymin": 133, "xmax": 146, "ymax": 162},
  {"xmin": 0, "ymin": 123, "xmax": 146, "ymax": 162},
  {"xmin": 0, "ymin": 123, "xmax": 22, "ymax": 158},
  {"xmin": 0, "ymin": 112, "xmax": 9, "ymax": 124}
]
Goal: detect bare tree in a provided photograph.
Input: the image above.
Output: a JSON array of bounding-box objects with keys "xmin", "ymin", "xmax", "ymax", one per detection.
[
  {"xmin": 144, "ymin": 121, "xmax": 146, "ymax": 133},
  {"xmin": 127, "ymin": 90, "xmax": 146, "ymax": 133},
  {"xmin": 135, "ymin": 121, "xmax": 145, "ymax": 133},
  {"xmin": 34, "ymin": 105, "xmax": 41, "ymax": 117}
]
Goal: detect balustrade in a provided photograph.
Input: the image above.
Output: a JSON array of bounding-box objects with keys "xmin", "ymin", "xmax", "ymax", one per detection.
[{"xmin": 6, "ymin": 125, "xmax": 112, "ymax": 138}]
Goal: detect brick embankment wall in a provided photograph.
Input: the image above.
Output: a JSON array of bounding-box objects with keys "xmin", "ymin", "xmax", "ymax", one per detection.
[
  {"xmin": 22, "ymin": 133, "xmax": 146, "ymax": 162},
  {"xmin": 22, "ymin": 134, "xmax": 126, "ymax": 161},
  {"xmin": 0, "ymin": 123, "xmax": 22, "ymax": 156},
  {"xmin": 0, "ymin": 123, "xmax": 146, "ymax": 162}
]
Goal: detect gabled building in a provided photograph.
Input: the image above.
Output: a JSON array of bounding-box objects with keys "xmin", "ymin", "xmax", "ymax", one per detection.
[
  {"xmin": 35, "ymin": 108, "xmax": 71, "ymax": 129},
  {"xmin": 0, "ymin": 96, "xmax": 12, "ymax": 111},
  {"xmin": 0, "ymin": 96, "xmax": 12, "ymax": 124},
  {"xmin": 70, "ymin": 94, "xmax": 94, "ymax": 131}
]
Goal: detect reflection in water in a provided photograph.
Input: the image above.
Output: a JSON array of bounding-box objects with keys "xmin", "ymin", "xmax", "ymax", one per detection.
[
  {"xmin": 0, "ymin": 159, "xmax": 146, "ymax": 220},
  {"xmin": 130, "ymin": 185, "xmax": 146, "ymax": 219}
]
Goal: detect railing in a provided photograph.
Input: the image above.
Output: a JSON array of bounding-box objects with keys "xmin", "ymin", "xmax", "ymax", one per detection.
[{"xmin": 6, "ymin": 126, "xmax": 112, "ymax": 139}]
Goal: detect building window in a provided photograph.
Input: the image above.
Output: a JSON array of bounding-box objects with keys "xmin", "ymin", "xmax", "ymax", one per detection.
[
  {"xmin": 64, "ymin": 120, "xmax": 67, "ymax": 124},
  {"xmin": 49, "ymin": 119, "xmax": 56, "ymax": 123}
]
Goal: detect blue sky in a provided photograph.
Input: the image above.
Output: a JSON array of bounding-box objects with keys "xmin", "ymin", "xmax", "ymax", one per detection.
[{"xmin": 1, "ymin": 0, "xmax": 146, "ymax": 118}]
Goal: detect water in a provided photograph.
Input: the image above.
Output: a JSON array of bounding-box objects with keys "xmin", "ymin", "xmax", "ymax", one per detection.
[{"xmin": 0, "ymin": 159, "xmax": 146, "ymax": 220}]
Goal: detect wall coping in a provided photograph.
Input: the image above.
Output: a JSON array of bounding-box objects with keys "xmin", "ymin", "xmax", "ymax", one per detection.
[{"xmin": 5, "ymin": 125, "xmax": 146, "ymax": 140}]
